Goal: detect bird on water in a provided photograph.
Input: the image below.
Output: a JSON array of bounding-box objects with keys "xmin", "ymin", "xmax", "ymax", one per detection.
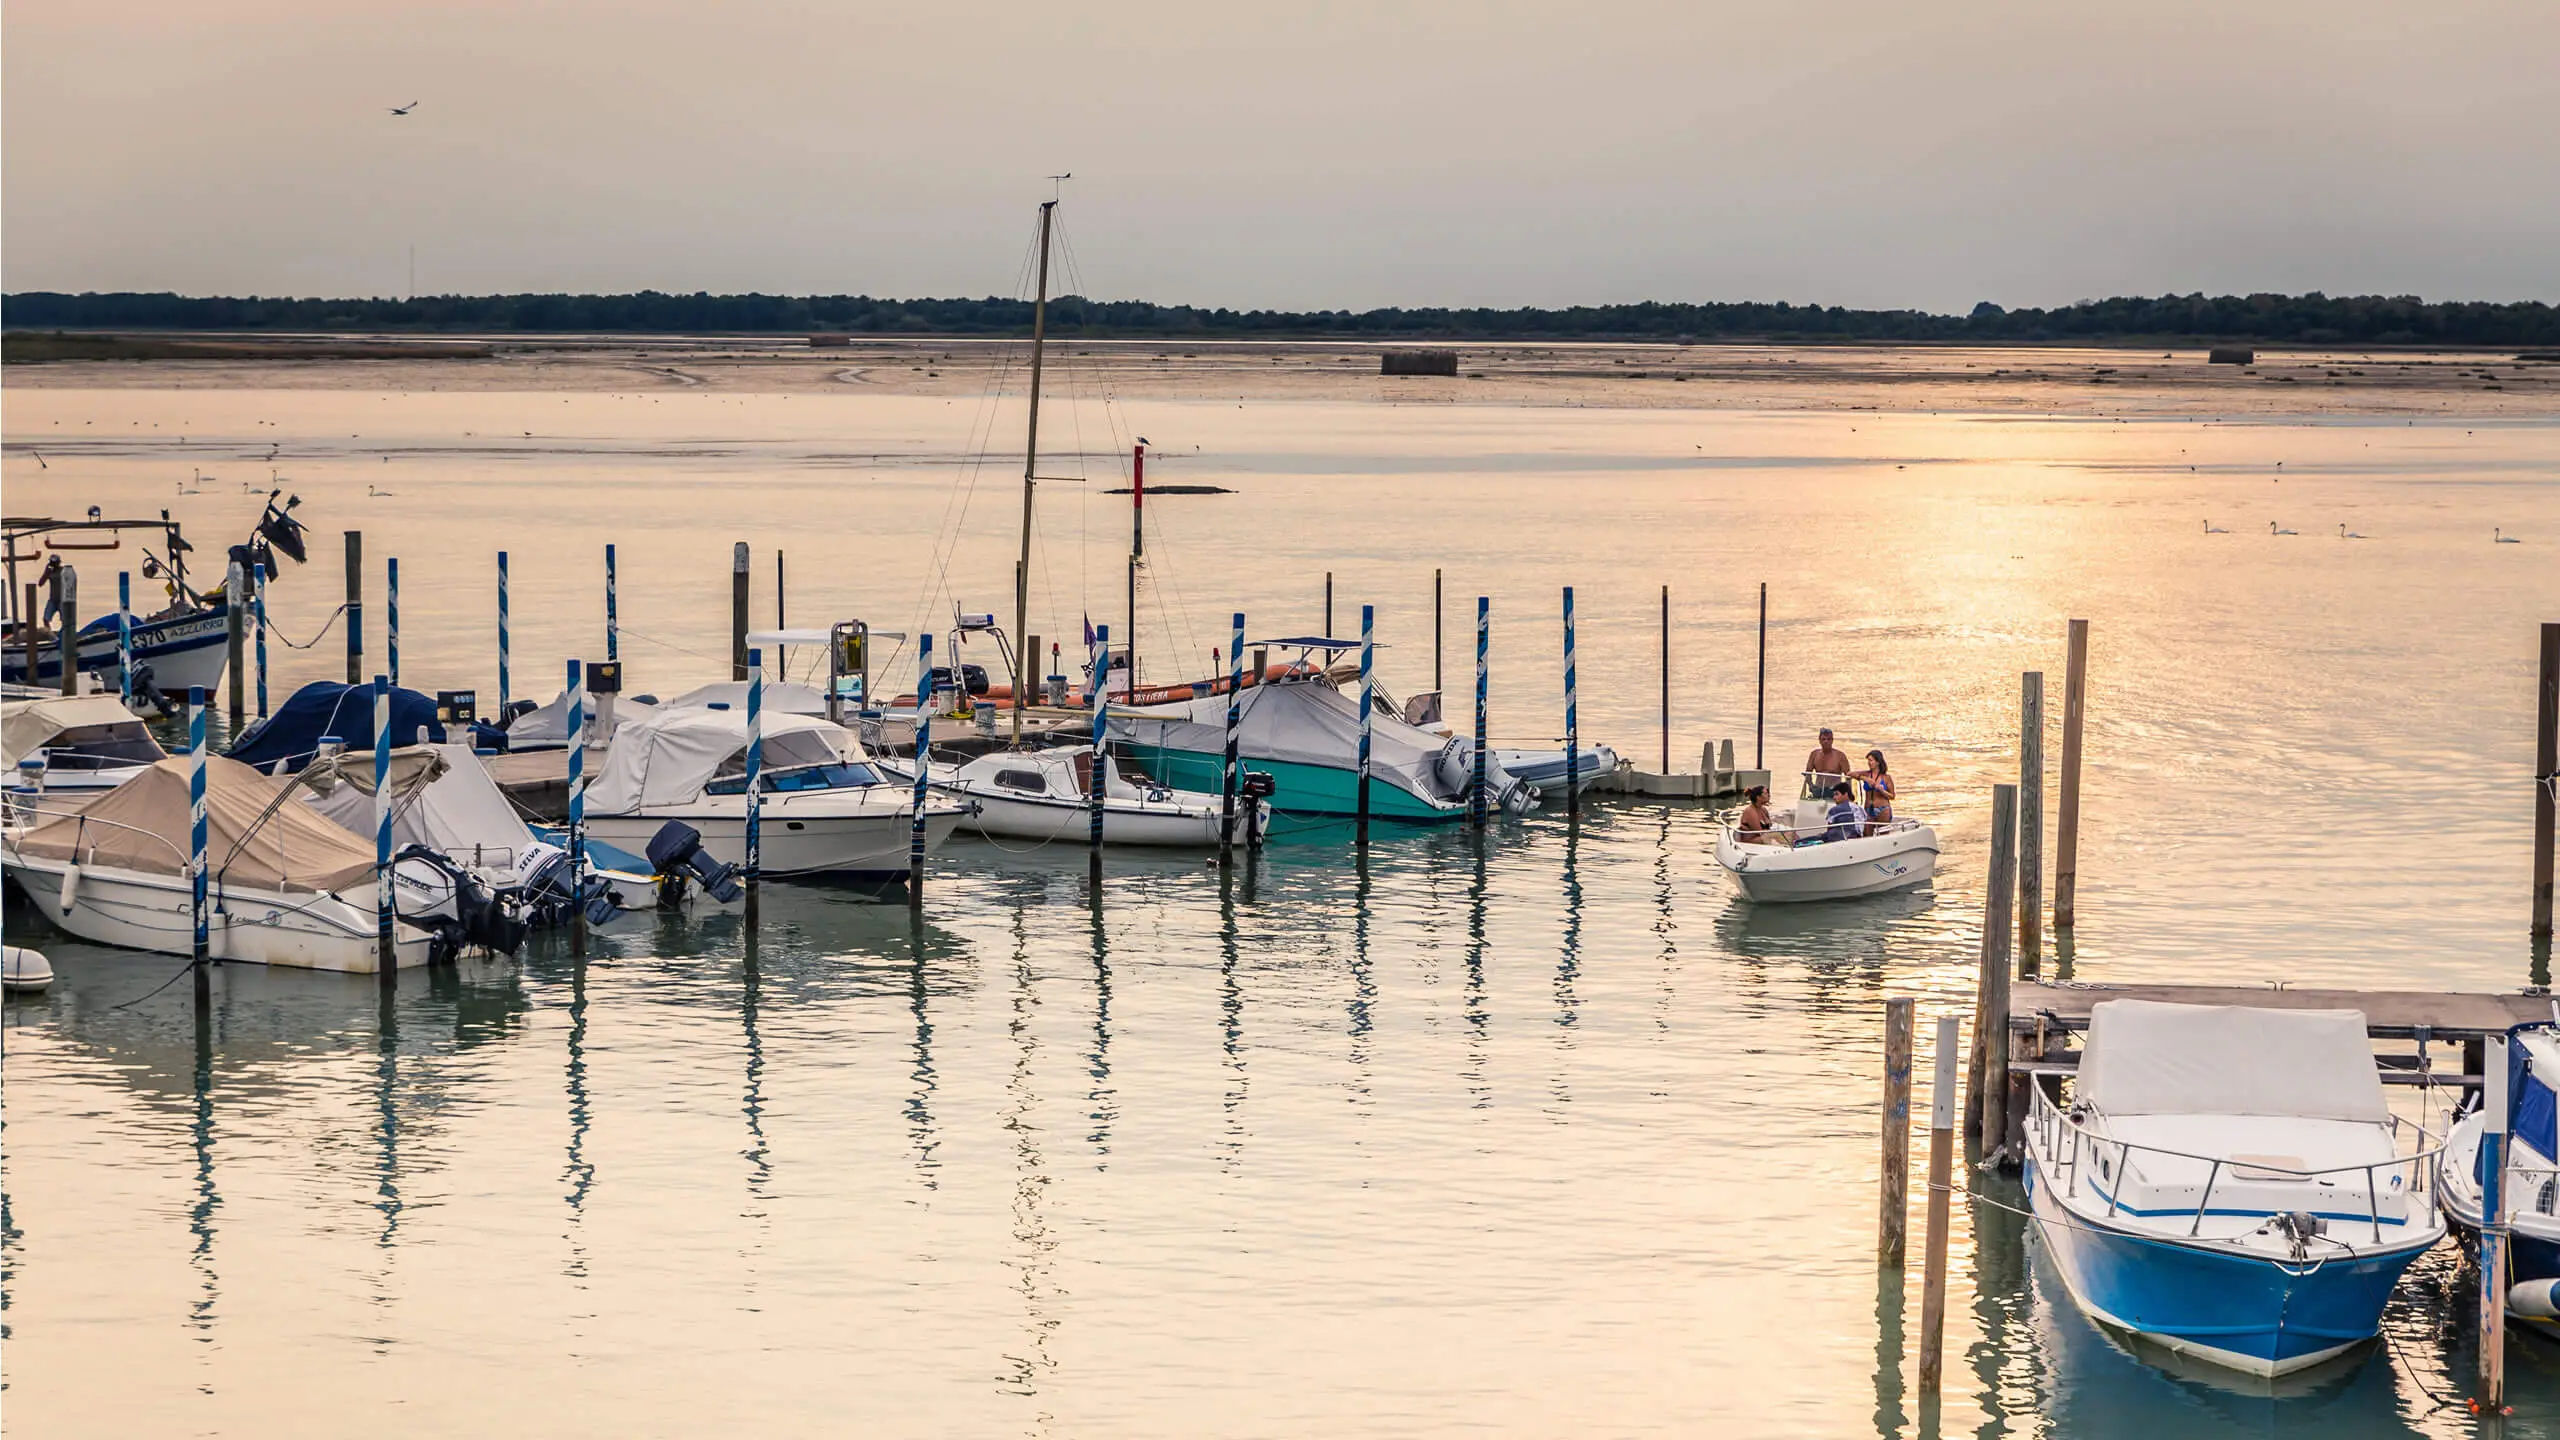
[
  {"xmin": 389, "ymin": 101, "xmax": 419, "ymax": 116},
  {"xmin": 2204, "ymin": 519, "xmax": 2228, "ymax": 533},
  {"xmin": 2269, "ymin": 521, "xmax": 2297, "ymax": 535},
  {"xmin": 2495, "ymin": 528, "xmax": 2521, "ymax": 544}
]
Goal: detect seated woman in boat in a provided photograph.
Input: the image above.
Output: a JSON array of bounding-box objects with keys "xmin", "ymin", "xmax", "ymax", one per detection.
[
  {"xmin": 1858, "ymin": 750, "xmax": 1895, "ymax": 833},
  {"xmin": 1735, "ymin": 785, "xmax": 1784, "ymax": 844},
  {"xmin": 1818, "ymin": 782, "xmax": 1863, "ymax": 844}
]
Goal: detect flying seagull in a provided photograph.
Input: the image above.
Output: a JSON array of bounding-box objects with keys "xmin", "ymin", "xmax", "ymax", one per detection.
[{"xmin": 390, "ymin": 101, "xmax": 419, "ymax": 116}]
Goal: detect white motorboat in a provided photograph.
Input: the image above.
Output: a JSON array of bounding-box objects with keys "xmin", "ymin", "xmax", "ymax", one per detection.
[
  {"xmin": 2, "ymin": 693, "xmax": 170, "ymax": 800},
  {"xmin": 581, "ymin": 706, "xmax": 961, "ymax": 882},
  {"xmin": 880, "ymin": 744, "xmax": 1262, "ymax": 847},
  {"xmin": 2022, "ymin": 1001, "xmax": 2444, "ymax": 1378},
  {"xmin": 1713, "ymin": 790, "xmax": 1937, "ymax": 902},
  {"xmin": 1, "ymin": 755, "xmax": 433, "ymax": 972},
  {"xmin": 2434, "ymin": 1024, "xmax": 2560, "ymax": 1335},
  {"xmin": 1490, "ymin": 742, "xmax": 1619, "ymax": 800}
]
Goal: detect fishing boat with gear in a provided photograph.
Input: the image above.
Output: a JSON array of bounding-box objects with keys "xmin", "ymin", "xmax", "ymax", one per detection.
[
  {"xmin": 2, "ymin": 491, "xmax": 311, "ymax": 702},
  {"xmin": 2020, "ymin": 999, "xmax": 2446, "ymax": 1378}
]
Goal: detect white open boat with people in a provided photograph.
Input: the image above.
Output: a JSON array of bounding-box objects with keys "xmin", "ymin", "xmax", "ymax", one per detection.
[
  {"xmin": 0, "ymin": 755, "xmax": 434, "ymax": 972},
  {"xmin": 2, "ymin": 692, "xmax": 169, "ymax": 801},
  {"xmin": 879, "ymin": 743, "xmax": 1262, "ymax": 847},
  {"xmin": 581, "ymin": 705, "xmax": 961, "ymax": 882},
  {"xmin": 2022, "ymin": 1000, "xmax": 2445, "ymax": 1378},
  {"xmin": 1712, "ymin": 781, "xmax": 1936, "ymax": 902}
]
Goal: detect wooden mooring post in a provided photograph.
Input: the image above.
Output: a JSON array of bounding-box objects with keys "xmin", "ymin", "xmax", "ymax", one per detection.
[
  {"xmin": 1754, "ymin": 581, "xmax": 1767, "ymax": 770},
  {"xmin": 2533, "ymin": 620, "xmax": 2556, "ymax": 940},
  {"xmin": 344, "ymin": 531, "xmax": 364, "ymax": 685},
  {"xmin": 224, "ymin": 560, "xmax": 245, "ymax": 722},
  {"xmin": 1879, "ymin": 997, "xmax": 1915, "ymax": 1265},
  {"xmin": 730, "ymin": 542, "xmax": 750, "ymax": 681},
  {"xmin": 1968, "ymin": 783, "xmax": 2019, "ymax": 1150},
  {"xmin": 1917, "ymin": 1012, "xmax": 1957, "ymax": 1393},
  {"xmin": 2055, "ymin": 619, "xmax": 2089, "ymax": 929},
  {"xmin": 2019, "ymin": 671, "xmax": 2044, "ymax": 977}
]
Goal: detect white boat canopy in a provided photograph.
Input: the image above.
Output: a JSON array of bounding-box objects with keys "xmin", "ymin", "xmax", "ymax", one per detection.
[
  {"xmin": 2078, "ymin": 1000, "xmax": 2387, "ymax": 1122},
  {"xmin": 505, "ymin": 686, "xmax": 659, "ymax": 747},
  {"xmin": 13, "ymin": 755, "xmax": 378, "ymax": 893},
  {"xmin": 1114, "ymin": 679, "xmax": 1493, "ymax": 807},
  {"xmin": 297, "ymin": 744, "xmax": 540, "ymax": 860},
  {"xmin": 2, "ymin": 693, "xmax": 164, "ymax": 770},
  {"xmin": 585, "ymin": 709, "xmax": 857, "ymax": 811},
  {"xmin": 659, "ymin": 679, "xmax": 831, "ymax": 716}
]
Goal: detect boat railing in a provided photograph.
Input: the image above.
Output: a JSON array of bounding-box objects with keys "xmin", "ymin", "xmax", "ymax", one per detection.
[
  {"xmin": 2029, "ymin": 1082, "xmax": 2439, "ymax": 1245},
  {"xmin": 0, "ymin": 797, "xmax": 195, "ymax": 870},
  {"xmin": 1720, "ymin": 815, "xmax": 1927, "ymax": 846}
]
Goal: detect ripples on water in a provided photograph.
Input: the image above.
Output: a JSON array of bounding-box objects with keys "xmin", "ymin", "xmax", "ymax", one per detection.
[{"xmin": 3, "ymin": 380, "xmax": 2557, "ymax": 1436}]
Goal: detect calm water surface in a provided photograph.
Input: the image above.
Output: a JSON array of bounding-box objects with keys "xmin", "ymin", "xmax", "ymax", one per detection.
[{"xmin": 3, "ymin": 377, "xmax": 2557, "ymax": 1436}]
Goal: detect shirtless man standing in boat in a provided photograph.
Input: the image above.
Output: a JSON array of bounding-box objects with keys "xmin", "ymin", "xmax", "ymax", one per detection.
[{"xmin": 1804, "ymin": 728, "xmax": 1854, "ymax": 796}]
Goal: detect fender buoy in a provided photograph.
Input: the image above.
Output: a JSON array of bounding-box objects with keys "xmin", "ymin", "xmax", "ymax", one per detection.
[
  {"xmin": 58, "ymin": 863, "xmax": 82, "ymax": 916},
  {"xmin": 2511, "ymin": 1278, "xmax": 2560, "ymax": 1320}
]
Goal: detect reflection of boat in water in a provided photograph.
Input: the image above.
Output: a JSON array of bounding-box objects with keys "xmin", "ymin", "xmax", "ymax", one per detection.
[{"xmin": 2023, "ymin": 1000, "xmax": 2444, "ymax": 1378}]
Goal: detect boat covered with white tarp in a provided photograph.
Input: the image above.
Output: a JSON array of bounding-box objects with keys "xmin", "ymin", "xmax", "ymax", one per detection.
[
  {"xmin": 1112, "ymin": 679, "xmax": 1534, "ymax": 822},
  {"xmin": 2022, "ymin": 1000, "xmax": 2442, "ymax": 1377}
]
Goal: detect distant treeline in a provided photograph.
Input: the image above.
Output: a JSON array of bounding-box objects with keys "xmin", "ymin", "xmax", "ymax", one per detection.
[{"xmin": 6, "ymin": 289, "xmax": 2558, "ymax": 346}]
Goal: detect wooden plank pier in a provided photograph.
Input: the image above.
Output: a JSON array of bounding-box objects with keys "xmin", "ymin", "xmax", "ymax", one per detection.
[{"xmin": 2009, "ymin": 979, "xmax": 2555, "ymax": 1042}]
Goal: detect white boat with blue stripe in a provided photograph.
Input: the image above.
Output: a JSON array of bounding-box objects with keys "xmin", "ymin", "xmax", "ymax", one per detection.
[{"xmin": 2022, "ymin": 1000, "xmax": 2445, "ymax": 1378}]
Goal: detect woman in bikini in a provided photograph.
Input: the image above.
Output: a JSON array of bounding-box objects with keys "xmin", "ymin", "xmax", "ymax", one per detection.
[{"xmin": 1858, "ymin": 750, "xmax": 1895, "ymax": 834}]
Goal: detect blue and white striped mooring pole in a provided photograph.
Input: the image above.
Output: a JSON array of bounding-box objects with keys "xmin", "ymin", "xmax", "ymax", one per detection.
[
  {"xmin": 1357, "ymin": 603, "xmax": 1375, "ymax": 841},
  {"xmin": 566, "ymin": 658, "xmax": 586, "ymax": 949},
  {"xmin": 1088, "ymin": 625, "xmax": 1110, "ymax": 867},
  {"xmin": 387, "ymin": 557, "xmax": 401, "ymax": 687},
  {"xmin": 2484, "ymin": 1033, "xmax": 2511, "ymax": 1405},
  {"xmin": 189, "ymin": 686, "xmax": 210, "ymax": 1005},
  {"xmin": 744, "ymin": 647, "xmax": 764, "ymax": 917},
  {"xmin": 374, "ymin": 674, "xmax": 395, "ymax": 980},
  {"xmin": 604, "ymin": 543, "xmax": 620, "ymax": 664},
  {"xmin": 252, "ymin": 562, "xmax": 269, "ymax": 718},
  {"xmin": 1471, "ymin": 597, "xmax": 1490, "ymax": 827},
  {"xmin": 497, "ymin": 550, "xmax": 512, "ymax": 714},
  {"xmin": 1563, "ymin": 585, "xmax": 1579, "ymax": 822},
  {"xmin": 909, "ymin": 633, "xmax": 931, "ymax": 905},
  {"xmin": 117, "ymin": 572, "xmax": 134, "ymax": 708},
  {"xmin": 1220, "ymin": 611, "xmax": 1244, "ymax": 856}
]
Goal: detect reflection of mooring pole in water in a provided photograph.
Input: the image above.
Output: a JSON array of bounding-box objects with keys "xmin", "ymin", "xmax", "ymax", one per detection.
[
  {"xmin": 1002, "ymin": 922, "xmax": 1057, "ymax": 1398},
  {"xmin": 1219, "ymin": 866, "xmax": 1249, "ymax": 1165},
  {"xmin": 906, "ymin": 919, "xmax": 938, "ymax": 1186},
  {"xmin": 189, "ymin": 993, "xmax": 221, "ymax": 1337},
  {"xmin": 1557, "ymin": 824, "xmax": 1583, "ymax": 1030},
  {"xmin": 562, "ymin": 948, "xmax": 595, "ymax": 1276},
  {"xmin": 740, "ymin": 927, "xmax": 770, "ymax": 1198},
  {"xmin": 373, "ymin": 989, "xmax": 403, "ymax": 1248},
  {"xmin": 1464, "ymin": 832, "xmax": 1491, "ymax": 1105},
  {"xmin": 1348, "ymin": 850, "xmax": 1375, "ymax": 1096},
  {"xmin": 1086, "ymin": 883, "xmax": 1115, "ymax": 1154}
]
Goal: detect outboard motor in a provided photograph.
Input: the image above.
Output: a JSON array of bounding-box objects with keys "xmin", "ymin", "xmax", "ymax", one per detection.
[
  {"xmin": 1432, "ymin": 737, "xmax": 1537, "ymax": 815},
  {"xmin": 1239, "ymin": 770, "xmax": 1277, "ymax": 848},
  {"xmin": 394, "ymin": 844, "xmax": 529, "ymax": 957},
  {"xmin": 646, "ymin": 820, "xmax": 743, "ymax": 904}
]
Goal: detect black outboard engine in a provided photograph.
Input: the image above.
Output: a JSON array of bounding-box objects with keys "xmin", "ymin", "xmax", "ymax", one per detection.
[
  {"xmin": 646, "ymin": 820, "xmax": 743, "ymax": 904},
  {"xmin": 1239, "ymin": 770, "xmax": 1277, "ymax": 848},
  {"xmin": 395, "ymin": 844, "xmax": 529, "ymax": 957}
]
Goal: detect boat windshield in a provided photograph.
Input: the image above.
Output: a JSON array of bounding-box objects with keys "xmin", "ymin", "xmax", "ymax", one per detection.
[
  {"xmin": 703, "ymin": 761, "xmax": 884, "ymax": 795},
  {"xmin": 38, "ymin": 722, "xmax": 165, "ymax": 771}
]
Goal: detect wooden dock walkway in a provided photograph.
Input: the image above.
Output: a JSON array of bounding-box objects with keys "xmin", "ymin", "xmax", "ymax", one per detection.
[{"xmin": 2008, "ymin": 980, "xmax": 2555, "ymax": 1042}]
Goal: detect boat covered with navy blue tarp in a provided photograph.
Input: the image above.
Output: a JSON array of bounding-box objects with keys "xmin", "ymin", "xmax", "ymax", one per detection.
[{"xmin": 228, "ymin": 681, "xmax": 448, "ymax": 774}]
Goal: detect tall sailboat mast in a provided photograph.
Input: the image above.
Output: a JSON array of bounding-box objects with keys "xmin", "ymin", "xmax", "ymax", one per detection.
[{"xmin": 1013, "ymin": 198, "xmax": 1057, "ymax": 747}]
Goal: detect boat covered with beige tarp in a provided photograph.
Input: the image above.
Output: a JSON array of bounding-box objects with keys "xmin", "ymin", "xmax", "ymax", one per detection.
[{"xmin": 1, "ymin": 755, "xmax": 430, "ymax": 971}]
